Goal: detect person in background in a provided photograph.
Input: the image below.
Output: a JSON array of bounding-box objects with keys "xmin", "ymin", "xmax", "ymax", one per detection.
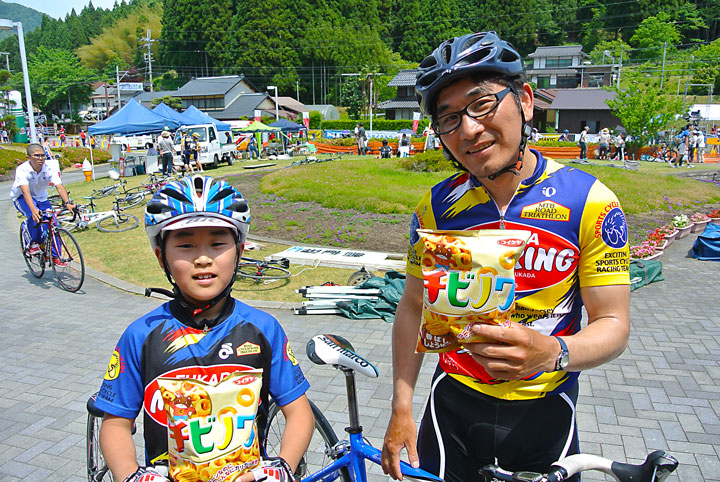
[
  {"xmin": 598, "ymin": 128, "xmax": 611, "ymax": 160},
  {"xmin": 558, "ymin": 129, "xmax": 570, "ymax": 142},
  {"xmin": 379, "ymin": 139, "xmax": 393, "ymax": 158},
  {"xmin": 696, "ymin": 129, "xmax": 706, "ymax": 163},
  {"xmin": 578, "ymin": 126, "xmax": 589, "ymax": 160},
  {"xmin": 157, "ymin": 129, "xmax": 175, "ymax": 176}
]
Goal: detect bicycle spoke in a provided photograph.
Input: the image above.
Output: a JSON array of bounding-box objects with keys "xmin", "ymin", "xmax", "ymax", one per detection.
[
  {"xmin": 18, "ymin": 222, "xmax": 45, "ymax": 278},
  {"xmin": 97, "ymin": 214, "xmax": 139, "ymax": 233}
]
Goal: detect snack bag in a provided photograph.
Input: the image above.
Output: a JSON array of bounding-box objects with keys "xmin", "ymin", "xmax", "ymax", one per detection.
[
  {"xmin": 158, "ymin": 370, "xmax": 263, "ymax": 482},
  {"xmin": 416, "ymin": 229, "xmax": 531, "ymax": 353}
]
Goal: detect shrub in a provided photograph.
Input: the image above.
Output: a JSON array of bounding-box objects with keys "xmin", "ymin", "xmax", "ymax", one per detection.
[
  {"xmin": 309, "ymin": 111, "xmax": 322, "ymax": 129},
  {"xmin": 399, "ymin": 149, "xmax": 455, "ymax": 172},
  {"xmin": 320, "ymin": 119, "xmax": 430, "ymax": 131},
  {"xmin": 534, "ymin": 139, "xmax": 578, "ymax": 147}
]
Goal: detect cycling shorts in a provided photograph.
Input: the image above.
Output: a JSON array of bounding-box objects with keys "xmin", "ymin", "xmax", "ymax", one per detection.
[{"xmin": 417, "ymin": 367, "xmax": 579, "ymax": 482}]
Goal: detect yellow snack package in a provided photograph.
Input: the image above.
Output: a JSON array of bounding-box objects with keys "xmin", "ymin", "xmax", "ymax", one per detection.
[
  {"xmin": 416, "ymin": 229, "xmax": 531, "ymax": 353},
  {"xmin": 158, "ymin": 370, "xmax": 263, "ymax": 482}
]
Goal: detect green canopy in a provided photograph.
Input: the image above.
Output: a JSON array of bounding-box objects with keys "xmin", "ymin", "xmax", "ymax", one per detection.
[{"xmin": 236, "ymin": 121, "xmax": 280, "ymax": 133}]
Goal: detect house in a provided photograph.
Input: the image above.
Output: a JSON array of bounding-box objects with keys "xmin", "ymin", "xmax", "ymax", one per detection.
[
  {"xmin": 276, "ymin": 97, "xmax": 309, "ymax": 121},
  {"xmin": 548, "ymin": 89, "xmax": 621, "ymax": 133},
  {"xmin": 210, "ymin": 93, "xmax": 277, "ymax": 121},
  {"xmin": 377, "ymin": 69, "xmax": 420, "ymax": 120},
  {"xmin": 174, "ymin": 75, "xmax": 258, "ymax": 111},
  {"xmin": 527, "ymin": 45, "xmax": 615, "ymax": 89}
]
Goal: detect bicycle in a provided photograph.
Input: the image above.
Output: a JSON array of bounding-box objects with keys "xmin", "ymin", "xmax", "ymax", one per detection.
[
  {"xmin": 19, "ymin": 209, "xmax": 85, "ymax": 292},
  {"xmin": 237, "ymin": 256, "xmax": 291, "ymax": 281},
  {"xmin": 265, "ymin": 334, "xmax": 678, "ymax": 482},
  {"xmin": 69, "ymin": 195, "xmax": 140, "ymax": 233},
  {"xmin": 643, "ymin": 143, "xmax": 678, "ymax": 164},
  {"xmin": 263, "ymin": 334, "xmax": 442, "ymax": 482}
]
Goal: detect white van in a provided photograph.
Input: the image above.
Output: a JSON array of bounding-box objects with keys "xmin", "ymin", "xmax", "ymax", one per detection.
[{"xmin": 173, "ymin": 124, "xmax": 238, "ymax": 168}]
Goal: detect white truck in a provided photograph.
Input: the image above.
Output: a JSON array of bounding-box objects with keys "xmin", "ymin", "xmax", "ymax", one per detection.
[{"xmin": 173, "ymin": 124, "xmax": 238, "ymax": 169}]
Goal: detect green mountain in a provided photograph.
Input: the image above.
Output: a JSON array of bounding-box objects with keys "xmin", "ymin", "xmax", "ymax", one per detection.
[{"xmin": 0, "ymin": 1, "xmax": 43, "ymax": 40}]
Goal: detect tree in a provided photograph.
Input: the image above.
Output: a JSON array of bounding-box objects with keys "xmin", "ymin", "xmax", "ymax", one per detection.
[
  {"xmin": 629, "ymin": 12, "xmax": 681, "ymax": 60},
  {"xmin": 341, "ymin": 76, "xmax": 363, "ymax": 119},
  {"xmin": 151, "ymin": 95, "xmax": 182, "ymax": 110},
  {"xmin": 588, "ymin": 40, "xmax": 631, "ymax": 65},
  {"xmin": 605, "ymin": 72, "xmax": 683, "ymax": 155},
  {"xmin": 17, "ymin": 47, "xmax": 94, "ymax": 117},
  {"xmin": 309, "ymin": 110, "xmax": 322, "ymax": 129}
]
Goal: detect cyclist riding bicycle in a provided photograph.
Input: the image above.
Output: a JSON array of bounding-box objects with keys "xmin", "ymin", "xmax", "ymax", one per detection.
[
  {"xmin": 93, "ymin": 176, "xmax": 313, "ymax": 482},
  {"xmin": 380, "ymin": 31, "xmax": 630, "ymax": 482},
  {"xmin": 11, "ymin": 143, "xmax": 75, "ymax": 261}
]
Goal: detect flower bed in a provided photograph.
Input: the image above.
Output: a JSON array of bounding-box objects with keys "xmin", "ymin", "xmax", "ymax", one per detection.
[{"xmin": 630, "ymin": 241, "xmax": 660, "ymax": 260}]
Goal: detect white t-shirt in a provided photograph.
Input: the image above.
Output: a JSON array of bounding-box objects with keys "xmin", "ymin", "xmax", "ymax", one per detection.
[{"xmin": 10, "ymin": 160, "xmax": 62, "ymax": 201}]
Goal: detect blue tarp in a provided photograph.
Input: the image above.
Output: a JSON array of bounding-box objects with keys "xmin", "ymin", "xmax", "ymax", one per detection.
[
  {"xmin": 88, "ymin": 99, "xmax": 181, "ymax": 135},
  {"xmin": 692, "ymin": 222, "xmax": 720, "ymax": 261},
  {"xmin": 152, "ymin": 103, "xmax": 194, "ymax": 126},
  {"xmin": 182, "ymin": 105, "xmax": 231, "ymax": 131},
  {"xmin": 269, "ymin": 118, "xmax": 307, "ymax": 132}
]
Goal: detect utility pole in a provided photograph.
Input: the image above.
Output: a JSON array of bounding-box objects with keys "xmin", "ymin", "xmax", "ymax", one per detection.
[
  {"xmin": 312, "ymin": 62, "xmax": 316, "ymax": 105},
  {"xmin": 141, "ymin": 29, "xmax": 157, "ymax": 97},
  {"xmin": 660, "ymin": 42, "xmax": 667, "ymax": 90},
  {"xmin": 616, "ymin": 45, "xmax": 623, "ymax": 88},
  {"xmin": 296, "ymin": 80, "xmax": 299, "ymax": 102}
]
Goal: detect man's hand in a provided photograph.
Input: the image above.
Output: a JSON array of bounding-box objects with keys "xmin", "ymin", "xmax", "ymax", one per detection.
[
  {"xmin": 381, "ymin": 409, "xmax": 420, "ymax": 480},
  {"xmin": 121, "ymin": 466, "xmax": 170, "ymax": 482},
  {"xmin": 464, "ymin": 322, "xmax": 558, "ymax": 380},
  {"xmin": 248, "ymin": 457, "xmax": 294, "ymax": 482}
]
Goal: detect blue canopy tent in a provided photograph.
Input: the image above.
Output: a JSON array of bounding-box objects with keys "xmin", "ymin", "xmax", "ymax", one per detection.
[
  {"xmin": 269, "ymin": 118, "xmax": 308, "ymax": 150},
  {"xmin": 152, "ymin": 103, "xmax": 194, "ymax": 126},
  {"xmin": 182, "ymin": 105, "xmax": 231, "ymax": 131},
  {"xmin": 88, "ymin": 99, "xmax": 180, "ymax": 135}
]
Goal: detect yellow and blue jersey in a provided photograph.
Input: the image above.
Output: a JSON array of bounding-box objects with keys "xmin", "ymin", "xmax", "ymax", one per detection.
[{"xmin": 408, "ymin": 150, "xmax": 630, "ymax": 400}]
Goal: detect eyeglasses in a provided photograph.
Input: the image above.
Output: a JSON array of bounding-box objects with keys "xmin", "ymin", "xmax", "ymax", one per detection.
[
  {"xmin": 29, "ymin": 153, "xmax": 46, "ymax": 159},
  {"xmin": 432, "ymin": 86, "xmax": 514, "ymax": 135}
]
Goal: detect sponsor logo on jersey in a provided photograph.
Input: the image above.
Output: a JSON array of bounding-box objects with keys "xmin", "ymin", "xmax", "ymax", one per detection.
[
  {"xmin": 600, "ymin": 207, "xmax": 628, "ymax": 249},
  {"xmin": 520, "ymin": 200, "xmax": 570, "ymax": 221},
  {"xmin": 144, "ymin": 364, "xmax": 254, "ymax": 426},
  {"xmin": 285, "ymin": 341, "xmax": 299, "ymax": 366},
  {"xmin": 104, "ymin": 349, "xmax": 124, "ymax": 380},
  {"xmin": 236, "ymin": 341, "xmax": 261, "ymax": 357}
]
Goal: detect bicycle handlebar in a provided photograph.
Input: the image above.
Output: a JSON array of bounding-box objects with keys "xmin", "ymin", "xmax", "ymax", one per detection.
[
  {"xmin": 145, "ymin": 287, "xmax": 175, "ymax": 299},
  {"xmin": 481, "ymin": 450, "xmax": 678, "ymax": 482}
]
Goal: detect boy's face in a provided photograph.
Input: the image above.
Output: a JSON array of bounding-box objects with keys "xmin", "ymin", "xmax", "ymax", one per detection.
[{"xmin": 157, "ymin": 226, "xmax": 242, "ymax": 309}]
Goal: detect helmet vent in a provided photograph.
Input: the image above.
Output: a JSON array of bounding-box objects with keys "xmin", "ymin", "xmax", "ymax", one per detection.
[
  {"xmin": 228, "ymin": 199, "xmax": 249, "ymax": 213},
  {"xmin": 193, "ymin": 176, "xmax": 205, "ymax": 195},
  {"xmin": 500, "ymin": 48, "xmax": 520, "ymax": 63},
  {"xmin": 209, "ymin": 187, "xmax": 237, "ymax": 204},
  {"xmin": 440, "ymin": 44, "xmax": 453, "ymax": 63},
  {"xmin": 461, "ymin": 47, "xmax": 493, "ymax": 67},
  {"xmin": 164, "ymin": 188, "xmax": 190, "ymax": 203}
]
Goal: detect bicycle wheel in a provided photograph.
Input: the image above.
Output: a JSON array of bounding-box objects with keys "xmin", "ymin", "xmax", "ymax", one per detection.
[
  {"xmin": 116, "ymin": 190, "xmax": 147, "ymax": 209},
  {"xmin": 19, "ymin": 221, "xmax": 45, "ymax": 278},
  {"xmin": 52, "ymin": 227, "xmax": 85, "ymax": 292},
  {"xmin": 97, "ymin": 213, "xmax": 139, "ymax": 233},
  {"xmin": 91, "ymin": 185, "xmax": 117, "ymax": 199},
  {"xmin": 664, "ymin": 149, "xmax": 678, "ymax": 164},
  {"xmin": 237, "ymin": 259, "xmax": 291, "ymax": 281},
  {"xmin": 87, "ymin": 412, "xmax": 113, "ymax": 482},
  {"xmin": 264, "ymin": 400, "xmax": 351, "ymax": 482}
]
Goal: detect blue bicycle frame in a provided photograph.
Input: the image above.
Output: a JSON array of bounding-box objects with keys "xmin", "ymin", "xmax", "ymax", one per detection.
[{"xmin": 304, "ymin": 430, "xmax": 441, "ymax": 482}]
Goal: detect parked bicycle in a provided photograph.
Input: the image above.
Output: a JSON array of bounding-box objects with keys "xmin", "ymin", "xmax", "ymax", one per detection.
[
  {"xmin": 237, "ymin": 256, "xmax": 291, "ymax": 281},
  {"xmin": 61, "ymin": 195, "xmax": 139, "ymax": 233},
  {"xmin": 265, "ymin": 334, "xmax": 679, "ymax": 482},
  {"xmin": 643, "ymin": 143, "xmax": 678, "ymax": 164},
  {"xmin": 90, "ymin": 170, "xmax": 133, "ymax": 199},
  {"xmin": 19, "ymin": 209, "xmax": 85, "ymax": 292}
]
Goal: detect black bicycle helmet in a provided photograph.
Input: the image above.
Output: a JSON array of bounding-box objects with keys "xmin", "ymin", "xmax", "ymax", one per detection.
[
  {"xmin": 415, "ymin": 31, "xmax": 530, "ymax": 180},
  {"xmin": 416, "ymin": 31, "xmax": 524, "ymax": 117}
]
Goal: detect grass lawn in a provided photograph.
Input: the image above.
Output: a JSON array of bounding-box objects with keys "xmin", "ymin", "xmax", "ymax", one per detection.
[{"xmin": 50, "ymin": 154, "xmax": 720, "ymax": 303}]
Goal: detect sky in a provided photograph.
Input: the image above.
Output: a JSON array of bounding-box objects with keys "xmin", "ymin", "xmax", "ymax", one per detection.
[{"xmin": 11, "ymin": 0, "xmax": 118, "ymax": 20}]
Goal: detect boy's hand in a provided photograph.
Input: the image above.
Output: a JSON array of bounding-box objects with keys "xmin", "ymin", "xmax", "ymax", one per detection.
[
  {"xmin": 249, "ymin": 457, "xmax": 295, "ymax": 482},
  {"xmin": 122, "ymin": 466, "xmax": 170, "ymax": 482}
]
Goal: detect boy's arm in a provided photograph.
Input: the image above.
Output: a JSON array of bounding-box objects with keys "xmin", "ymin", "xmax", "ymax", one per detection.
[
  {"xmin": 100, "ymin": 414, "xmax": 139, "ymax": 481},
  {"xmin": 277, "ymin": 394, "xmax": 314, "ymax": 472},
  {"xmin": 19, "ymin": 185, "xmax": 41, "ymax": 223}
]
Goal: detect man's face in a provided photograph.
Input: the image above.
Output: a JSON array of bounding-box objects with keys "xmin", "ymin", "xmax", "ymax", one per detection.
[
  {"xmin": 435, "ymin": 78, "xmax": 533, "ymax": 179},
  {"xmin": 27, "ymin": 148, "xmax": 45, "ymax": 172}
]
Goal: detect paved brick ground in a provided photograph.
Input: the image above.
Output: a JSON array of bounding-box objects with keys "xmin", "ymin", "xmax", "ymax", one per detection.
[{"xmin": 1, "ymin": 180, "xmax": 718, "ymax": 481}]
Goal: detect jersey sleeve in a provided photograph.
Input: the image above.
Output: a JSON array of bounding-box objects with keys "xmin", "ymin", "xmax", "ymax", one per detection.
[
  {"xmin": 266, "ymin": 319, "xmax": 309, "ymax": 407},
  {"xmin": 577, "ymin": 180, "xmax": 630, "ymax": 287},
  {"xmin": 93, "ymin": 324, "xmax": 146, "ymax": 420},
  {"xmin": 406, "ymin": 189, "xmax": 438, "ymax": 279}
]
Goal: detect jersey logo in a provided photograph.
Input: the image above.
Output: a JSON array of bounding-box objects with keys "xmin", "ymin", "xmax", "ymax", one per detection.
[
  {"xmin": 104, "ymin": 349, "xmax": 124, "ymax": 380},
  {"xmin": 599, "ymin": 207, "xmax": 628, "ymax": 249},
  {"xmin": 144, "ymin": 364, "xmax": 256, "ymax": 426},
  {"xmin": 236, "ymin": 342, "xmax": 261, "ymax": 357},
  {"xmin": 520, "ymin": 200, "xmax": 570, "ymax": 222},
  {"xmin": 285, "ymin": 341, "xmax": 299, "ymax": 366}
]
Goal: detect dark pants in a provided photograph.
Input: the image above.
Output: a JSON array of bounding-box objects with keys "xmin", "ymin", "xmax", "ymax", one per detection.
[
  {"xmin": 579, "ymin": 141, "xmax": 587, "ymax": 159},
  {"xmin": 161, "ymin": 152, "xmax": 173, "ymax": 175},
  {"xmin": 14, "ymin": 197, "xmax": 60, "ymax": 256}
]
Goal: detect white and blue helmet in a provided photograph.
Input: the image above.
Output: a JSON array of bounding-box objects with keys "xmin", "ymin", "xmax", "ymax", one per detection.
[{"xmin": 145, "ymin": 175, "xmax": 250, "ymax": 250}]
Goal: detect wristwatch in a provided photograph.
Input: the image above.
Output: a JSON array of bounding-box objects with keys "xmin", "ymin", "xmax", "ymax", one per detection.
[{"xmin": 554, "ymin": 337, "xmax": 570, "ymax": 371}]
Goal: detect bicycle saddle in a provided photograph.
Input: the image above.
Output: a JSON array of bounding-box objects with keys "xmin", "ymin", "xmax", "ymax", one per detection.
[{"xmin": 306, "ymin": 334, "xmax": 379, "ymax": 378}]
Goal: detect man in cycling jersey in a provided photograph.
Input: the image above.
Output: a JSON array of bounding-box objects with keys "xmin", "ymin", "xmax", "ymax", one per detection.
[
  {"xmin": 11, "ymin": 143, "xmax": 75, "ymax": 256},
  {"xmin": 381, "ymin": 32, "xmax": 630, "ymax": 482}
]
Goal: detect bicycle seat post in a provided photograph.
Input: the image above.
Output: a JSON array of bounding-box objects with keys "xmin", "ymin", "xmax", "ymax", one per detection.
[{"xmin": 342, "ymin": 368, "xmax": 362, "ymax": 434}]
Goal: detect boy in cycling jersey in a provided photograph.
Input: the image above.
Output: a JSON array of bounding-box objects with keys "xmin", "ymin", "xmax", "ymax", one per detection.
[
  {"xmin": 94, "ymin": 176, "xmax": 313, "ymax": 482},
  {"xmin": 381, "ymin": 32, "xmax": 630, "ymax": 482},
  {"xmin": 11, "ymin": 143, "xmax": 75, "ymax": 258}
]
